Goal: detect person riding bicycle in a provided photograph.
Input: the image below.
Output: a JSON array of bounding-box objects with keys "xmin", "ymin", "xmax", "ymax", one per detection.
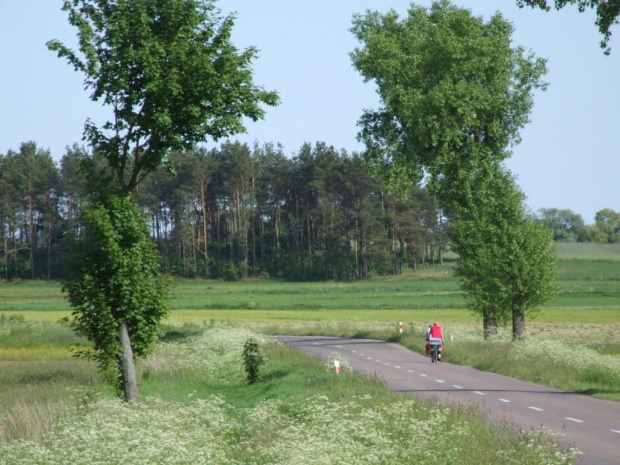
[
  {"xmin": 427, "ymin": 321, "xmax": 444, "ymax": 361},
  {"xmin": 429, "ymin": 321, "xmax": 443, "ymax": 340}
]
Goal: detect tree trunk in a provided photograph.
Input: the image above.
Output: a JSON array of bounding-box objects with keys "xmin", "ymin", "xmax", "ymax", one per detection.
[
  {"xmin": 199, "ymin": 176, "xmax": 209, "ymax": 277},
  {"xmin": 512, "ymin": 305, "xmax": 526, "ymax": 340},
  {"xmin": 28, "ymin": 185, "xmax": 35, "ymax": 279},
  {"xmin": 392, "ymin": 209, "xmax": 398, "ymax": 275},
  {"xmin": 483, "ymin": 309, "xmax": 499, "ymax": 339},
  {"xmin": 117, "ymin": 322, "xmax": 140, "ymax": 404}
]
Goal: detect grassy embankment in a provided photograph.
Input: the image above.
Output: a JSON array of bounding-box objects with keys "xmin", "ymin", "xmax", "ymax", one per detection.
[{"xmin": 0, "ymin": 324, "xmax": 579, "ymax": 464}]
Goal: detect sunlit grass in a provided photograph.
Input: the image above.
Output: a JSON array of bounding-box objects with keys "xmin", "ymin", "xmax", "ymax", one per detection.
[{"xmin": 0, "ymin": 326, "xmax": 579, "ymax": 464}]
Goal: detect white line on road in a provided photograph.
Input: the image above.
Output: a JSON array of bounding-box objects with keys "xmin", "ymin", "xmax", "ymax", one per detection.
[
  {"xmin": 565, "ymin": 417, "xmax": 584, "ymax": 423},
  {"xmin": 407, "ymin": 370, "xmax": 414, "ymax": 373},
  {"xmin": 435, "ymin": 379, "xmax": 445, "ymax": 383},
  {"xmin": 335, "ymin": 345, "xmax": 342, "ymax": 348},
  {"xmin": 312, "ymin": 343, "xmax": 322, "ymax": 345},
  {"xmin": 394, "ymin": 366, "xmax": 402, "ymax": 369},
  {"xmin": 420, "ymin": 374, "xmax": 428, "ymax": 377},
  {"xmin": 351, "ymin": 350, "xmax": 357, "ymax": 353},
  {"xmin": 474, "ymin": 391, "xmax": 486, "ymax": 396},
  {"xmin": 528, "ymin": 407, "xmax": 544, "ymax": 412},
  {"xmin": 611, "ymin": 430, "xmax": 620, "ymax": 434},
  {"xmin": 375, "ymin": 359, "xmax": 381, "ymax": 363},
  {"xmin": 499, "ymin": 399, "xmax": 511, "ymax": 403},
  {"xmin": 384, "ymin": 363, "xmax": 391, "ymax": 366},
  {"xmin": 453, "ymin": 385, "xmax": 463, "ymax": 389}
]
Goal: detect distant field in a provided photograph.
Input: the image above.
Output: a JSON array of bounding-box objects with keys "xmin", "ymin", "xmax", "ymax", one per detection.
[
  {"xmin": 1, "ymin": 243, "xmax": 618, "ymax": 326},
  {"xmin": 555, "ymin": 242, "xmax": 620, "ymax": 261}
]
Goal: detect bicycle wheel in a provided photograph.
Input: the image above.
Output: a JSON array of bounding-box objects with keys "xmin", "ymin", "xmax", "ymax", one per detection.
[{"xmin": 431, "ymin": 347, "xmax": 437, "ymax": 363}]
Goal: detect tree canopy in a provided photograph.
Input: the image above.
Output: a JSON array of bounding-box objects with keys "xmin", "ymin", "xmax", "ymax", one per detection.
[
  {"xmin": 47, "ymin": 0, "xmax": 279, "ymax": 193},
  {"xmin": 350, "ymin": 0, "xmax": 547, "ymax": 197}
]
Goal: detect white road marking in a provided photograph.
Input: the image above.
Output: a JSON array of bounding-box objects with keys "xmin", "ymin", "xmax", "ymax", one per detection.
[
  {"xmin": 384, "ymin": 363, "xmax": 391, "ymax": 366},
  {"xmin": 565, "ymin": 417, "xmax": 584, "ymax": 423},
  {"xmin": 420, "ymin": 374, "xmax": 428, "ymax": 378},
  {"xmin": 394, "ymin": 365, "xmax": 402, "ymax": 369},
  {"xmin": 312, "ymin": 342, "xmax": 322, "ymax": 345},
  {"xmin": 435, "ymin": 379, "xmax": 445, "ymax": 383},
  {"xmin": 611, "ymin": 430, "xmax": 620, "ymax": 434},
  {"xmin": 528, "ymin": 406, "xmax": 544, "ymax": 412},
  {"xmin": 375, "ymin": 359, "xmax": 381, "ymax": 363},
  {"xmin": 367, "ymin": 357, "xmax": 373, "ymax": 360},
  {"xmin": 453, "ymin": 385, "xmax": 463, "ymax": 389},
  {"xmin": 499, "ymin": 399, "xmax": 511, "ymax": 403},
  {"xmin": 360, "ymin": 353, "xmax": 365, "ymax": 356},
  {"xmin": 407, "ymin": 370, "xmax": 414, "ymax": 373},
  {"xmin": 335, "ymin": 345, "xmax": 342, "ymax": 348},
  {"xmin": 474, "ymin": 391, "xmax": 485, "ymax": 396},
  {"xmin": 351, "ymin": 350, "xmax": 357, "ymax": 353}
]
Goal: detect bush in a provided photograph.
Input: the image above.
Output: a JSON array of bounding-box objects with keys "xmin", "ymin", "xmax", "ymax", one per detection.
[{"xmin": 242, "ymin": 338, "xmax": 264, "ymax": 384}]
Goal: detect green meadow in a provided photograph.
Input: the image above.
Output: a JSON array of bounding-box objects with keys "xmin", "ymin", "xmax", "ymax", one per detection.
[
  {"xmin": 2, "ymin": 247, "xmax": 619, "ymax": 326},
  {"xmin": 0, "ymin": 244, "xmax": 618, "ymax": 463}
]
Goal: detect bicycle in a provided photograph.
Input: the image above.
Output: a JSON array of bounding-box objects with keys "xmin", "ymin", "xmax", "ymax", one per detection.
[{"xmin": 428, "ymin": 337, "xmax": 443, "ymax": 363}]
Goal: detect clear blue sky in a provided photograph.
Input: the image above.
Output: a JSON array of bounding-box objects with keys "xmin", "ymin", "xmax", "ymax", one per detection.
[{"xmin": 1, "ymin": 1, "xmax": 618, "ymax": 224}]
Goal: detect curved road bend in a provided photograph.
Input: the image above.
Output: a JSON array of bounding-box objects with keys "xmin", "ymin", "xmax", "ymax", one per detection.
[{"xmin": 276, "ymin": 336, "xmax": 620, "ymax": 465}]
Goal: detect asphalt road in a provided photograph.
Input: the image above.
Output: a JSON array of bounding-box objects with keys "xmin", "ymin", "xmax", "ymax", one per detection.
[{"xmin": 276, "ymin": 336, "xmax": 620, "ymax": 465}]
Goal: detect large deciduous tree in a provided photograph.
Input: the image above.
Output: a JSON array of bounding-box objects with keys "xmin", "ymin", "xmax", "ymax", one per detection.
[
  {"xmin": 351, "ymin": 0, "xmax": 556, "ymax": 338},
  {"xmin": 591, "ymin": 208, "xmax": 620, "ymax": 243},
  {"xmin": 48, "ymin": 0, "xmax": 278, "ymax": 402},
  {"xmin": 449, "ymin": 166, "xmax": 558, "ymax": 339}
]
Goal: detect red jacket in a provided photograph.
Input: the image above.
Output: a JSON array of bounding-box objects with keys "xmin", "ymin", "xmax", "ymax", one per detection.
[{"xmin": 429, "ymin": 324, "xmax": 443, "ymax": 339}]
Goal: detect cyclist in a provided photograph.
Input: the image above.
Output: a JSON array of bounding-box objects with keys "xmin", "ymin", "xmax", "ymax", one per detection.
[
  {"xmin": 429, "ymin": 321, "xmax": 443, "ymax": 340},
  {"xmin": 428, "ymin": 321, "xmax": 444, "ymax": 361}
]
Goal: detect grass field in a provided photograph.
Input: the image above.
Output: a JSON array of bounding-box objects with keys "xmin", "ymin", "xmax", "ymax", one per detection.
[
  {"xmin": 2, "ymin": 255, "xmax": 619, "ymax": 325},
  {"xmin": 1, "ymin": 245, "xmax": 617, "ymax": 463},
  {"xmin": 0, "ymin": 325, "xmax": 580, "ymax": 463}
]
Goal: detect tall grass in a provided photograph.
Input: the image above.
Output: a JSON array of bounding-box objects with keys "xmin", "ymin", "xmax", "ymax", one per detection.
[
  {"xmin": 0, "ymin": 317, "xmax": 106, "ymax": 443},
  {"xmin": 0, "ymin": 326, "xmax": 579, "ymax": 464}
]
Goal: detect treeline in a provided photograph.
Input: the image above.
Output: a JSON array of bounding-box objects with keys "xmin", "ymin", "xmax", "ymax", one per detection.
[
  {"xmin": 1, "ymin": 141, "xmax": 446, "ymax": 281},
  {"xmin": 532, "ymin": 208, "xmax": 620, "ymax": 244}
]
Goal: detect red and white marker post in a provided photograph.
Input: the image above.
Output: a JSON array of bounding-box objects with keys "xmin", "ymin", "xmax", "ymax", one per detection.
[
  {"xmin": 399, "ymin": 322, "xmax": 403, "ymax": 334},
  {"xmin": 333, "ymin": 360, "xmax": 341, "ymax": 375}
]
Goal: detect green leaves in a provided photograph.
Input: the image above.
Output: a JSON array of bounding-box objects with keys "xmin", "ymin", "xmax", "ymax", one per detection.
[
  {"xmin": 48, "ymin": 0, "xmax": 279, "ymax": 192},
  {"xmin": 517, "ymin": 0, "xmax": 620, "ymax": 53},
  {"xmin": 351, "ymin": 1, "xmax": 547, "ymax": 194},
  {"xmin": 62, "ymin": 194, "xmax": 170, "ymax": 389}
]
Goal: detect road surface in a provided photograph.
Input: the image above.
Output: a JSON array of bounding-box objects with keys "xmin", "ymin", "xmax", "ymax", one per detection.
[{"xmin": 277, "ymin": 336, "xmax": 620, "ymax": 465}]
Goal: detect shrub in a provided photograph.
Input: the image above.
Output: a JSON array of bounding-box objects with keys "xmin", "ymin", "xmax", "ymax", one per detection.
[{"xmin": 242, "ymin": 338, "xmax": 264, "ymax": 384}]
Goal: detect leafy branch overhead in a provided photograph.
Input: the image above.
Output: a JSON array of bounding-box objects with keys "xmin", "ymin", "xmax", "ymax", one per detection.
[
  {"xmin": 47, "ymin": 0, "xmax": 279, "ymax": 192},
  {"xmin": 517, "ymin": 0, "xmax": 620, "ymax": 53}
]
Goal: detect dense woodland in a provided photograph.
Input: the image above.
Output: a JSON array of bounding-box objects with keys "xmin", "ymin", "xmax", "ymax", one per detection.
[
  {"xmin": 2, "ymin": 140, "xmax": 618, "ymax": 282},
  {"xmin": 1, "ymin": 140, "xmax": 446, "ymax": 281}
]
